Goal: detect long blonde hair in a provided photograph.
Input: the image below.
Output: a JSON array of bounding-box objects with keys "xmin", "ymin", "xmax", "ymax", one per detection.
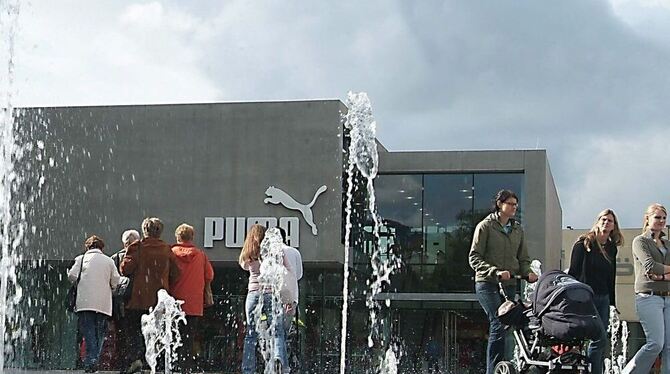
[
  {"xmin": 579, "ymin": 209, "xmax": 623, "ymax": 262},
  {"xmin": 238, "ymin": 224, "xmax": 266, "ymax": 265},
  {"xmin": 642, "ymin": 203, "xmax": 667, "ymax": 234}
]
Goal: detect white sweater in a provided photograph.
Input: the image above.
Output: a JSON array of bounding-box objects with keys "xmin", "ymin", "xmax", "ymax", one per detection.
[
  {"xmin": 68, "ymin": 248, "xmax": 120, "ymax": 316},
  {"xmin": 282, "ymin": 245, "xmax": 303, "ymax": 304}
]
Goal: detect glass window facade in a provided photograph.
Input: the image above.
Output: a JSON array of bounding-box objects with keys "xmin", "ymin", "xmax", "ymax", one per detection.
[{"xmin": 370, "ymin": 173, "xmax": 525, "ymax": 293}]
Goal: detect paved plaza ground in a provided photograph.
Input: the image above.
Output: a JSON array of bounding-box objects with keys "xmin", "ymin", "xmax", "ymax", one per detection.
[{"xmin": 4, "ymin": 371, "xmax": 218, "ymax": 374}]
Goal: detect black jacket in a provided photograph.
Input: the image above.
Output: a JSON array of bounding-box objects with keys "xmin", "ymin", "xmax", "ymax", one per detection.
[{"xmin": 568, "ymin": 238, "xmax": 617, "ymax": 306}]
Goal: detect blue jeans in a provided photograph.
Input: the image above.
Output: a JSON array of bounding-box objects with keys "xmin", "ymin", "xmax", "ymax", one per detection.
[
  {"xmin": 78, "ymin": 311, "xmax": 108, "ymax": 368},
  {"xmin": 623, "ymin": 294, "xmax": 670, "ymax": 374},
  {"xmin": 242, "ymin": 291, "xmax": 288, "ymax": 374},
  {"xmin": 476, "ymin": 281, "xmax": 514, "ymax": 374},
  {"xmin": 588, "ymin": 294, "xmax": 610, "ymax": 374}
]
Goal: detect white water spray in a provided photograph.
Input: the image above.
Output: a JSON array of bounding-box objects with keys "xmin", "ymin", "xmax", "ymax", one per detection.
[
  {"xmin": 141, "ymin": 289, "xmax": 187, "ymax": 374},
  {"xmin": 255, "ymin": 227, "xmax": 288, "ymax": 374},
  {"xmin": 340, "ymin": 92, "xmax": 401, "ymax": 373},
  {"xmin": 514, "ymin": 260, "xmax": 542, "ymax": 367},
  {"xmin": 0, "ymin": 0, "xmax": 22, "ymax": 369},
  {"xmin": 605, "ymin": 306, "xmax": 628, "ymax": 374},
  {"xmin": 378, "ymin": 346, "xmax": 398, "ymax": 374}
]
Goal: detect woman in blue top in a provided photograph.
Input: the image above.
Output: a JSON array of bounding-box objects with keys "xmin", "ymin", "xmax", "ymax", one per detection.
[{"xmin": 568, "ymin": 208, "xmax": 622, "ymax": 374}]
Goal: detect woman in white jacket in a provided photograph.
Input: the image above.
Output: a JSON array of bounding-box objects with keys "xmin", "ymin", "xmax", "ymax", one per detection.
[{"xmin": 68, "ymin": 235, "xmax": 120, "ymax": 373}]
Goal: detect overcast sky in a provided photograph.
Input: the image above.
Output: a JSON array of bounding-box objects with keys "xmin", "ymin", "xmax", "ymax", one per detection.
[{"xmin": 5, "ymin": 0, "xmax": 670, "ymax": 229}]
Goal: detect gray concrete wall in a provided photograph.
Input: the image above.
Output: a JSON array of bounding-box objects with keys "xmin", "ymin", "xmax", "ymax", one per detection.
[
  {"xmin": 19, "ymin": 100, "xmax": 347, "ymax": 264},
  {"xmin": 544, "ymin": 159, "xmax": 563, "ymax": 270},
  {"xmin": 17, "ymin": 102, "xmax": 561, "ymax": 271},
  {"xmin": 380, "ymin": 149, "xmax": 530, "ymax": 173},
  {"xmin": 521, "ymin": 151, "xmax": 548, "ymax": 266}
]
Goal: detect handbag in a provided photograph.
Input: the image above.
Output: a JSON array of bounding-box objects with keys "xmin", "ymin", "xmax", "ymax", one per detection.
[
  {"xmin": 203, "ymin": 251, "xmax": 214, "ymax": 308},
  {"xmin": 204, "ymin": 281, "xmax": 214, "ymax": 308},
  {"xmin": 66, "ymin": 256, "xmax": 84, "ymax": 312},
  {"xmin": 112, "ymin": 243, "xmax": 140, "ymax": 301},
  {"xmin": 113, "ymin": 276, "xmax": 133, "ymax": 300}
]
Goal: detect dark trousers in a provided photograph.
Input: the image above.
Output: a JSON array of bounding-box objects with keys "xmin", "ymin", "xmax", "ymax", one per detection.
[
  {"xmin": 119, "ymin": 309, "xmax": 147, "ymax": 370},
  {"xmin": 113, "ymin": 315, "xmax": 131, "ymax": 370},
  {"xmin": 588, "ymin": 294, "xmax": 610, "ymax": 374},
  {"xmin": 475, "ymin": 281, "xmax": 514, "ymax": 374},
  {"xmin": 78, "ymin": 311, "xmax": 108, "ymax": 368},
  {"xmin": 177, "ymin": 315, "xmax": 201, "ymax": 373}
]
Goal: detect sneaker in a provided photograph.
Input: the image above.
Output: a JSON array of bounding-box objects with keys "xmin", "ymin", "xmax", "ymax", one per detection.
[
  {"xmin": 124, "ymin": 359, "xmax": 143, "ymax": 374},
  {"xmin": 274, "ymin": 358, "xmax": 282, "ymax": 373},
  {"xmin": 84, "ymin": 364, "xmax": 97, "ymax": 373}
]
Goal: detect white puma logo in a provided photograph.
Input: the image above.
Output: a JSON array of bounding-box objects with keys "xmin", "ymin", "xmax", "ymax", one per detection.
[{"xmin": 264, "ymin": 185, "xmax": 327, "ymax": 235}]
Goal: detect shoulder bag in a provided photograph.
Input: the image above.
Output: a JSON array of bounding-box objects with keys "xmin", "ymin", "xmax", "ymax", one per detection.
[
  {"xmin": 66, "ymin": 256, "xmax": 84, "ymax": 312},
  {"xmin": 203, "ymin": 252, "xmax": 214, "ymax": 308},
  {"xmin": 204, "ymin": 281, "xmax": 214, "ymax": 308}
]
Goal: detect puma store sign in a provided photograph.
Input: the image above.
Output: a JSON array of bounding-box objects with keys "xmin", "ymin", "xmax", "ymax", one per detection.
[{"xmin": 203, "ymin": 185, "xmax": 327, "ymax": 249}]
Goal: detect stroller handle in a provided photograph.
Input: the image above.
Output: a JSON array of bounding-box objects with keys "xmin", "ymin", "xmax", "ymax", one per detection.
[
  {"xmin": 496, "ymin": 273, "xmax": 529, "ymax": 281},
  {"xmin": 497, "ymin": 274, "xmax": 528, "ymax": 300}
]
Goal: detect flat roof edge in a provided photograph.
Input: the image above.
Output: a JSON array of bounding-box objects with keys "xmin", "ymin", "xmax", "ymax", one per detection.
[{"xmin": 16, "ymin": 98, "xmax": 345, "ymax": 110}]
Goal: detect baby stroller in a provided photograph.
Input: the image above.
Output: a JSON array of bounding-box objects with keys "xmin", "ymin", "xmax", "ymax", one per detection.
[{"xmin": 494, "ymin": 270, "xmax": 603, "ymax": 374}]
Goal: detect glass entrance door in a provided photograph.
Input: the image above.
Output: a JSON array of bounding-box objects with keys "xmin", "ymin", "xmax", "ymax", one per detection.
[
  {"xmin": 444, "ymin": 310, "xmax": 487, "ymax": 373},
  {"xmin": 393, "ymin": 306, "xmax": 487, "ymax": 374}
]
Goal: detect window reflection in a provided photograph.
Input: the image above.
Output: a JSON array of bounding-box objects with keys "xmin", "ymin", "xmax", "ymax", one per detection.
[
  {"xmin": 372, "ymin": 173, "xmax": 525, "ymax": 294},
  {"xmin": 424, "ymin": 174, "xmax": 474, "ymax": 292},
  {"xmin": 474, "ymin": 174, "xmax": 525, "ymax": 223},
  {"xmin": 373, "ymin": 175, "xmax": 423, "ymax": 293}
]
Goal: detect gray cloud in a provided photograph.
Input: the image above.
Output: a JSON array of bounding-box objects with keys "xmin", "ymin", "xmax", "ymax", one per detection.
[{"xmin": 12, "ymin": 0, "xmax": 670, "ymax": 228}]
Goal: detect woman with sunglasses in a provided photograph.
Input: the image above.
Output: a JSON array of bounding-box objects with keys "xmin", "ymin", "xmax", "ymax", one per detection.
[
  {"xmin": 568, "ymin": 209, "xmax": 623, "ymax": 374},
  {"xmin": 469, "ymin": 189, "xmax": 538, "ymax": 374},
  {"xmin": 623, "ymin": 203, "xmax": 670, "ymax": 374}
]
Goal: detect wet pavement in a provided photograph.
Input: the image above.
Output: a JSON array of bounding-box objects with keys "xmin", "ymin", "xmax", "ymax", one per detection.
[
  {"xmin": 4, "ymin": 371, "xmax": 219, "ymax": 374},
  {"xmin": 6, "ymin": 371, "xmax": 125, "ymax": 374}
]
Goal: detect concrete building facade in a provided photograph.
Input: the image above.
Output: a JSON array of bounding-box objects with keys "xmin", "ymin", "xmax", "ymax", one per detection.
[{"xmin": 13, "ymin": 101, "xmax": 561, "ymax": 373}]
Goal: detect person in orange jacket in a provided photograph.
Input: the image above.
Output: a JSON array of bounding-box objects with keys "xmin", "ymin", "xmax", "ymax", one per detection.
[{"xmin": 171, "ymin": 223, "xmax": 214, "ymax": 373}]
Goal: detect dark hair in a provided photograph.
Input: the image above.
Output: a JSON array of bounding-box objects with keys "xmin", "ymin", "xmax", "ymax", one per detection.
[
  {"xmin": 84, "ymin": 235, "xmax": 105, "ymax": 250},
  {"xmin": 277, "ymin": 227, "xmax": 287, "ymax": 245},
  {"xmin": 492, "ymin": 189, "xmax": 519, "ymax": 212},
  {"xmin": 142, "ymin": 217, "xmax": 164, "ymax": 238}
]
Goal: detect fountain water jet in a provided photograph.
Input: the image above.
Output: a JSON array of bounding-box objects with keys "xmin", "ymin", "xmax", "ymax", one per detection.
[
  {"xmin": 255, "ymin": 227, "xmax": 289, "ymax": 374},
  {"xmin": 0, "ymin": 0, "xmax": 23, "ymax": 369},
  {"xmin": 340, "ymin": 92, "xmax": 401, "ymax": 373},
  {"xmin": 605, "ymin": 306, "xmax": 628, "ymax": 374},
  {"xmin": 141, "ymin": 289, "xmax": 187, "ymax": 374}
]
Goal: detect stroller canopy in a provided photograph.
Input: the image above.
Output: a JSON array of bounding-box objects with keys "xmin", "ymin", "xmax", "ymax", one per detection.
[{"xmin": 532, "ymin": 270, "xmax": 603, "ymax": 341}]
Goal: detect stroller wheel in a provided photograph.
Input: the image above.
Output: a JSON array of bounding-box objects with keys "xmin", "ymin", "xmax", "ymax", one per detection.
[{"xmin": 494, "ymin": 361, "xmax": 518, "ymax": 374}]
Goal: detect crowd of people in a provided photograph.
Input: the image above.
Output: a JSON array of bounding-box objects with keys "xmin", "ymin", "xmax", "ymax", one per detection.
[
  {"xmin": 67, "ymin": 217, "xmax": 303, "ymax": 374},
  {"xmin": 68, "ymin": 192, "xmax": 670, "ymax": 374},
  {"xmin": 68, "ymin": 218, "xmax": 213, "ymax": 373},
  {"xmin": 469, "ymin": 189, "xmax": 670, "ymax": 374}
]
